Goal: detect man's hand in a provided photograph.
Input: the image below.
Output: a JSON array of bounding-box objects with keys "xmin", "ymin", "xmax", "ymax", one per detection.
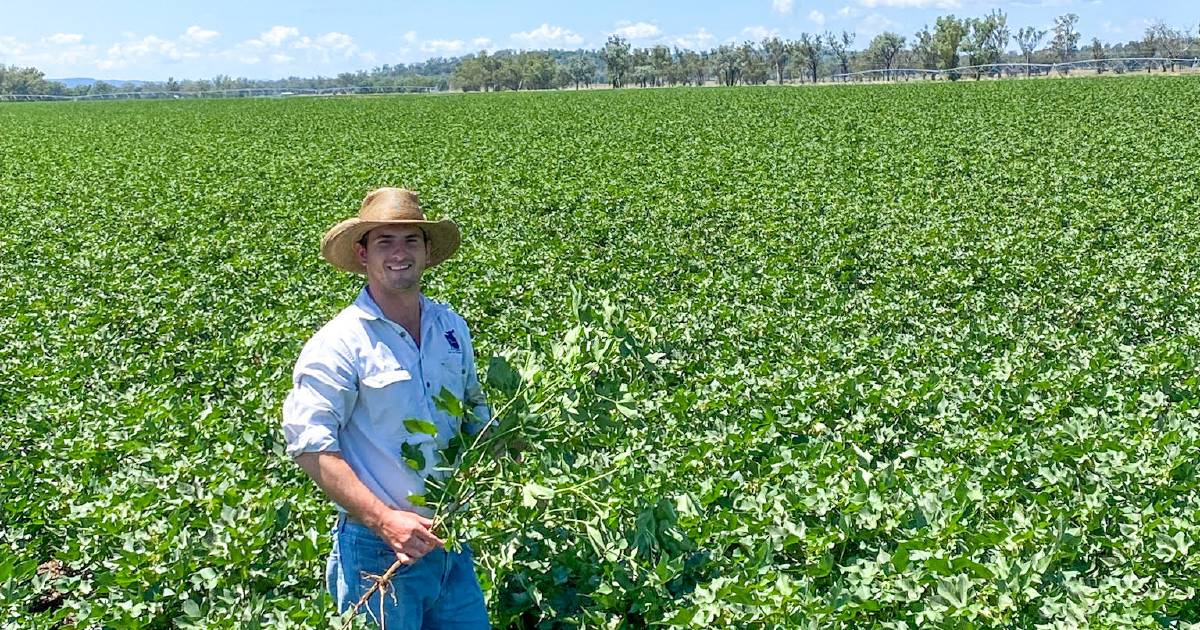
[
  {"xmin": 368, "ymin": 509, "xmax": 445, "ymax": 563},
  {"xmin": 294, "ymin": 452, "xmax": 445, "ymax": 564}
]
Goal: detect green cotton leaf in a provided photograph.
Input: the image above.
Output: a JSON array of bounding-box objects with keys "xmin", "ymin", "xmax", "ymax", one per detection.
[
  {"xmin": 662, "ymin": 606, "xmax": 698, "ymax": 625},
  {"xmin": 401, "ymin": 442, "xmax": 426, "ymax": 472},
  {"xmin": 953, "ymin": 557, "xmax": 995, "ymax": 580},
  {"xmin": 439, "ymin": 438, "xmax": 464, "ymax": 470},
  {"xmin": 585, "ymin": 524, "xmax": 606, "ymax": 556},
  {"xmin": 615, "ymin": 402, "xmax": 638, "ymax": 419},
  {"xmin": 1154, "ymin": 531, "xmax": 1189, "ymax": 562},
  {"xmin": 486, "ymin": 355, "xmax": 521, "ymax": 396},
  {"xmin": 182, "ymin": 600, "xmax": 201, "ymax": 618},
  {"xmin": 433, "ymin": 387, "xmax": 464, "ymax": 418},
  {"xmin": 522, "ymin": 482, "xmax": 555, "ymax": 508},
  {"xmin": 407, "ymin": 493, "xmax": 427, "ymax": 507},
  {"xmin": 403, "ymin": 418, "xmax": 439, "ymax": 436},
  {"xmin": 937, "ymin": 574, "xmax": 972, "ymax": 609}
]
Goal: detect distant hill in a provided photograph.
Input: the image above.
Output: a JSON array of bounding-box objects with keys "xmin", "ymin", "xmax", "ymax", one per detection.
[{"xmin": 51, "ymin": 78, "xmax": 151, "ymax": 88}]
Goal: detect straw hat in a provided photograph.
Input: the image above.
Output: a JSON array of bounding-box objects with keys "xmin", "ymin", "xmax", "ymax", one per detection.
[{"xmin": 320, "ymin": 188, "xmax": 461, "ymax": 274}]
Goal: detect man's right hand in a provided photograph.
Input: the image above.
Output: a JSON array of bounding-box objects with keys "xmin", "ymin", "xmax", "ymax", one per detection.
[
  {"xmin": 367, "ymin": 508, "xmax": 445, "ymax": 563},
  {"xmin": 293, "ymin": 452, "xmax": 446, "ymax": 564}
]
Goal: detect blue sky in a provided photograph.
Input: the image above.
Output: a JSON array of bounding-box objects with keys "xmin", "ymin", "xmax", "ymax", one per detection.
[{"xmin": 1, "ymin": 0, "xmax": 1194, "ymax": 80}]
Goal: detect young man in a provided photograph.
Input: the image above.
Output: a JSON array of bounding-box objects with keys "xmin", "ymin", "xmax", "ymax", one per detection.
[{"xmin": 282, "ymin": 187, "xmax": 492, "ymax": 628}]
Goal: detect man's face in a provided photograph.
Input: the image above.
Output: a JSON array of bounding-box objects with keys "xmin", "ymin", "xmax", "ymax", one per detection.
[{"xmin": 354, "ymin": 225, "xmax": 429, "ymax": 293}]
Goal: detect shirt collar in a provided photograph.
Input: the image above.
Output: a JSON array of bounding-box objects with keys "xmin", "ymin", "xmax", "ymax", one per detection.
[{"xmin": 350, "ymin": 286, "xmax": 431, "ymax": 323}]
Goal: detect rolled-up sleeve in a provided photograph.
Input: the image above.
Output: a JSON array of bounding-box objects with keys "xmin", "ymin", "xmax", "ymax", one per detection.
[
  {"xmin": 282, "ymin": 335, "xmax": 358, "ymax": 458},
  {"xmin": 460, "ymin": 323, "xmax": 494, "ymax": 436}
]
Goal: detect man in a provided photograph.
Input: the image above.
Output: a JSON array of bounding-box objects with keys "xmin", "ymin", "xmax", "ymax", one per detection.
[{"xmin": 282, "ymin": 187, "xmax": 492, "ymax": 628}]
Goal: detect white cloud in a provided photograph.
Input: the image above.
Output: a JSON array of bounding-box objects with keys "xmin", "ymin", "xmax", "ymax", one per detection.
[
  {"xmin": 421, "ymin": 39, "xmax": 465, "ymax": 54},
  {"xmin": 838, "ymin": 5, "xmax": 859, "ymax": 18},
  {"xmin": 99, "ymin": 35, "xmax": 185, "ymax": 70},
  {"xmin": 771, "ymin": 0, "xmax": 794, "ymax": 14},
  {"xmin": 1, "ymin": 35, "xmax": 97, "ymax": 70},
  {"xmin": 809, "ymin": 10, "xmax": 827, "ymax": 25},
  {"xmin": 471, "ymin": 37, "xmax": 492, "ymax": 49},
  {"xmin": 248, "ymin": 25, "xmax": 299, "ymax": 49},
  {"xmin": 512, "ymin": 23, "xmax": 584, "ymax": 47},
  {"xmin": 51, "ymin": 46, "xmax": 99, "ymax": 67},
  {"xmin": 226, "ymin": 27, "xmax": 375, "ymax": 68},
  {"xmin": 293, "ymin": 32, "xmax": 361, "ymax": 62},
  {"xmin": 403, "ymin": 30, "xmax": 418, "ymax": 44},
  {"xmin": 859, "ymin": 0, "xmax": 960, "ymax": 8},
  {"xmin": 183, "ymin": 26, "xmax": 219, "ymax": 44},
  {"xmin": 857, "ymin": 13, "xmax": 903, "ymax": 39},
  {"xmin": 612, "ymin": 21, "xmax": 662, "ymax": 40},
  {"xmin": 671, "ymin": 27, "xmax": 715, "ymax": 50},
  {"xmin": 44, "ymin": 33, "xmax": 84, "ymax": 45},
  {"xmin": 0, "ymin": 36, "xmax": 27, "ymax": 56},
  {"xmin": 741, "ymin": 26, "xmax": 778, "ymax": 40}
]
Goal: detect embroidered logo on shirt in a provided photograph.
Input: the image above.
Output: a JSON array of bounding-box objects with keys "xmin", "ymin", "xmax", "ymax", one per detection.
[{"xmin": 444, "ymin": 330, "xmax": 462, "ymax": 352}]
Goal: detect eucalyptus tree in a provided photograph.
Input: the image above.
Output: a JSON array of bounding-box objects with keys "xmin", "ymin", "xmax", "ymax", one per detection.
[
  {"xmin": 479, "ymin": 51, "xmax": 501, "ymax": 91},
  {"xmin": 665, "ymin": 48, "xmax": 688, "ymax": 86},
  {"xmin": 825, "ymin": 31, "xmax": 854, "ymax": 80},
  {"xmin": 763, "ymin": 37, "xmax": 790, "ymax": 84},
  {"xmin": 796, "ymin": 33, "xmax": 824, "ymax": 83},
  {"xmin": 451, "ymin": 54, "xmax": 486, "ymax": 91},
  {"xmin": 566, "ymin": 54, "xmax": 596, "ymax": 89},
  {"xmin": 1091, "ymin": 37, "xmax": 1107, "ymax": 73},
  {"xmin": 679, "ymin": 50, "xmax": 706, "ymax": 85},
  {"xmin": 963, "ymin": 10, "xmax": 1009, "ymax": 79},
  {"xmin": 1016, "ymin": 26, "xmax": 1046, "ymax": 76},
  {"xmin": 912, "ymin": 26, "xmax": 939, "ymax": 71},
  {"xmin": 495, "ymin": 53, "xmax": 524, "ymax": 90},
  {"xmin": 0, "ymin": 65, "xmax": 54, "ymax": 95},
  {"xmin": 712, "ymin": 45, "xmax": 742, "ymax": 86},
  {"xmin": 601, "ymin": 35, "xmax": 632, "ymax": 88},
  {"xmin": 650, "ymin": 45, "xmax": 672, "ymax": 86},
  {"xmin": 867, "ymin": 32, "xmax": 906, "ymax": 80},
  {"xmin": 1050, "ymin": 13, "xmax": 1081, "ymax": 71},
  {"xmin": 982, "ymin": 10, "xmax": 1010, "ymax": 67},
  {"xmin": 932, "ymin": 15, "xmax": 967, "ymax": 76},
  {"xmin": 632, "ymin": 64, "xmax": 655, "ymax": 88},
  {"xmin": 739, "ymin": 42, "xmax": 769, "ymax": 85},
  {"xmin": 1144, "ymin": 21, "xmax": 1187, "ymax": 71},
  {"xmin": 629, "ymin": 48, "xmax": 651, "ymax": 87},
  {"xmin": 522, "ymin": 52, "xmax": 556, "ymax": 90}
]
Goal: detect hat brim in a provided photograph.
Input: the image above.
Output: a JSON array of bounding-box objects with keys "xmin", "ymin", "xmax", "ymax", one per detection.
[{"xmin": 320, "ymin": 218, "xmax": 461, "ymax": 274}]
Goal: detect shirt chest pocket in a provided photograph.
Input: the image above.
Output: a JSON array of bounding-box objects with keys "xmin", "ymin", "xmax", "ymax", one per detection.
[
  {"xmin": 357, "ymin": 344, "xmax": 421, "ymax": 428},
  {"xmin": 358, "ymin": 366, "xmax": 415, "ymax": 423},
  {"xmin": 430, "ymin": 355, "xmax": 466, "ymax": 400}
]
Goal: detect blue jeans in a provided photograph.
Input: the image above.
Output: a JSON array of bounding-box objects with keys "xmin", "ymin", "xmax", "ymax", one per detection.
[{"xmin": 326, "ymin": 514, "xmax": 490, "ymax": 629}]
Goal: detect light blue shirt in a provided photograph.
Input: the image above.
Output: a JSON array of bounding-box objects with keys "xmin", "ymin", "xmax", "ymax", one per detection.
[{"xmin": 282, "ymin": 287, "xmax": 491, "ymax": 514}]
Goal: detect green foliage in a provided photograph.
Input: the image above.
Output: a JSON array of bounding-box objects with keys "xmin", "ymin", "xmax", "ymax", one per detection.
[{"xmin": 2, "ymin": 77, "xmax": 1200, "ymax": 628}]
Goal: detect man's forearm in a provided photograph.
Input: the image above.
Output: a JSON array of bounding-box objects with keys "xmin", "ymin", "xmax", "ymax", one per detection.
[{"xmin": 294, "ymin": 451, "xmax": 390, "ymax": 528}]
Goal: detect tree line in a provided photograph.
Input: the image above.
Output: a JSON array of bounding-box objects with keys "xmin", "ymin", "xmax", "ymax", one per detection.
[
  {"xmin": 453, "ymin": 13, "xmax": 1196, "ymax": 90},
  {"xmin": 1, "ymin": 13, "xmax": 1197, "ymax": 97}
]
